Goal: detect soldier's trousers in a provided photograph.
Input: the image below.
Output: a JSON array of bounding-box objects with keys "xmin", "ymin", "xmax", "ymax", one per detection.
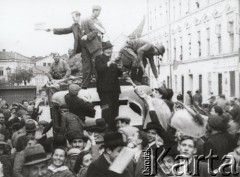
[{"xmin": 81, "ymin": 47, "xmax": 102, "ymax": 88}]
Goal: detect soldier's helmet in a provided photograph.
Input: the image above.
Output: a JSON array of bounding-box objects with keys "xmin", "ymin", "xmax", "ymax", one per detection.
[{"xmin": 155, "ymin": 44, "xmax": 165, "ymax": 56}]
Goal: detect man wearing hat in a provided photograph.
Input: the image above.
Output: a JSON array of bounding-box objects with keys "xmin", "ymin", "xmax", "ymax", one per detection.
[
  {"xmin": 228, "ymin": 97, "xmax": 240, "ymax": 124},
  {"xmin": 81, "ymin": 5, "xmax": 105, "ymax": 89},
  {"xmin": 117, "ymin": 39, "xmax": 165, "ymax": 85},
  {"xmin": 95, "ymin": 41, "xmax": 122, "ymax": 131},
  {"xmin": 16, "ymin": 119, "xmax": 37, "ymax": 152},
  {"xmin": 23, "ymin": 144, "xmax": 50, "ymax": 177},
  {"xmin": 67, "ymin": 148, "xmax": 81, "ymax": 172},
  {"xmin": 46, "ymin": 11, "xmax": 83, "ymax": 55},
  {"xmin": 83, "ymin": 118, "xmax": 106, "ymax": 160},
  {"xmin": 66, "ymin": 130, "xmax": 88, "ymax": 150},
  {"xmin": 204, "ymin": 115, "xmax": 237, "ymax": 170},
  {"xmin": 83, "ymin": 118, "xmax": 106, "ymax": 144},
  {"xmin": 86, "ymin": 132, "xmax": 130, "ymax": 177},
  {"xmin": 115, "ymin": 116, "xmax": 131, "ymax": 130}
]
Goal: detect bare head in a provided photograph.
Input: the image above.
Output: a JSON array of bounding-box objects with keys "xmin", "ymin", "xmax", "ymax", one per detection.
[{"xmin": 71, "ymin": 11, "xmax": 81, "ymax": 24}]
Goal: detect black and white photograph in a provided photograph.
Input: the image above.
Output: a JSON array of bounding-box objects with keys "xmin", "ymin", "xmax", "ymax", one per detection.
[{"xmin": 0, "ymin": 0, "xmax": 240, "ymax": 176}]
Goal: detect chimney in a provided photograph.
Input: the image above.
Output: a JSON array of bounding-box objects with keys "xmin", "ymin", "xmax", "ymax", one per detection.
[{"xmin": 2, "ymin": 49, "xmax": 6, "ymax": 52}]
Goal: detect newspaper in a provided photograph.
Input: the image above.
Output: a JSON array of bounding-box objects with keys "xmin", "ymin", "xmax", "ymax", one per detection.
[{"xmin": 109, "ymin": 147, "xmax": 138, "ymax": 174}]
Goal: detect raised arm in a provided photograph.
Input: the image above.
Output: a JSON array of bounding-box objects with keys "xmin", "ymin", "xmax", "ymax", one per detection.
[{"xmin": 137, "ymin": 43, "xmax": 153, "ymax": 71}]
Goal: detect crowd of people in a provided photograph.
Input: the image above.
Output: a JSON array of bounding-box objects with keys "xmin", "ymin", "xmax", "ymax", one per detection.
[
  {"xmin": 1, "ymin": 3, "xmax": 240, "ymax": 177},
  {"xmin": 1, "ymin": 83, "xmax": 240, "ymax": 177}
]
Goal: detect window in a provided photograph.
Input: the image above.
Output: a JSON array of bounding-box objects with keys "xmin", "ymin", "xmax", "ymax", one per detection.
[
  {"xmin": 217, "ymin": 36, "xmax": 222, "ymax": 54},
  {"xmin": 167, "ymin": 76, "xmax": 170, "ymax": 88},
  {"xmin": 173, "ymin": 6, "xmax": 175, "ymax": 20},
  {"xmin": 188, "ymin": 33, "xmax": 191, "ymax": 58},
  {"xmin": 218, "ymin": 73, "xmax": 222, "ymax": 95},
  {"xmin": 230, "ymin": 71, "xmax": 235, "ymax": 97},
  {"xmin": 179, "ymin": 0, "xmax": 182, "ymax": 16},
  {"xmin": 154, "ymin": 8, "xmax": 157, "ymax": 26},
  {"xmin": 174, "ymin": 38, "xmax": 176, "ymax": 60},
  {"xmin": 230, "ymin": 33, "xmax": 234, "ymax": 52},
  {"xmin": 48, "ymin": 63, "xmax": 51, "ymax": 67},
  {"xmin": 0, "ymin": 67, "xmax": 3, "ymax": 76},
  {"xmin": 180, "ymin": 36, "xmax": 183, "ymax": 60},
  {"xmin": 166, "ymin": 2, "xmax": 168, "ymax": 20},
  {"xmin": 197, "ymin": 31, "xmax": 201, "ymax": 57},
  {"xmin": 196, "ymin": 0, "xmax": 200, "ymax": 8},
  {"xmin": 228, "ymin": 22, "xmax": 234, "ymax": 52},
  {"xmin": 206, "ymin": 28, "xmax": 210, "ymax": 56},
  {"xmin": 166, "ymin": 40, "xmax": 169, "ymax": 61},
  {"xmin": 43, "ymin": 62, "xmax": 46, "ymax": 66},
  {"xmin": 216, "ymin": 24, "xmax": 222, "ymax": 53},
  {"xmin": 208, "ymin": 73, "xmax": 212, "ymax": 95},
  {"xmin": 175, "ymin": 75, "xmax": 177, "ymax": 93},
  {"xmin": 186, "ymin": 0, "xmax": 190, "ymax": 14},
  {"xmin": 199, "ymin": 75, "xmax": 202, "ymax": 93}
]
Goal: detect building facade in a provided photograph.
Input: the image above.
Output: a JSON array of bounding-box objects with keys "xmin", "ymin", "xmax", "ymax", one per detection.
[
  {"xmin": 0, "ymin": 49, "xmax": 35, "ymax": 83},
  {"xmin": 142, "ymin": 0, "xmax": 240, "ymax": 101}
]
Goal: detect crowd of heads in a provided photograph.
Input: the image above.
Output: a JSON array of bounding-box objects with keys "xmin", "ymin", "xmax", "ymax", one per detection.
[{"xmin": 1, "ymin": 85, "xmax": 240, "ymax": 177}]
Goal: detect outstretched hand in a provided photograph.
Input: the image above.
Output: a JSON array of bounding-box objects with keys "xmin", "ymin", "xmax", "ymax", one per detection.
[
  {"xmin": 35, "ymin": 126, "xmax": 45, "ymax": 140},
  {"xmin": 125, "ymin": 77, "xmax": 136, "ymax": 87},
  {"xmin": 45, "ymin": 28, "xmax": 52, "ymax": 32}
]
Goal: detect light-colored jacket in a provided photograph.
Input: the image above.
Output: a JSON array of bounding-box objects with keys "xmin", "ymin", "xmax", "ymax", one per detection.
[{"xmin": 184, "ymin": 94, "xmax": 192, "ymax": 106}]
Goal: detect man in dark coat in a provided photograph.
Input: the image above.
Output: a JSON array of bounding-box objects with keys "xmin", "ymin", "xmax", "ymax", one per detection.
[
  {"xmin": 118, "ymin": 39, "xmax": 165, "ymax": 85},
  {"xmin": 86, "ymin": 132, "xmax": 130, "ymax": 177},
  {"xmin": 193, "ymin": 90, "xmax": 202, "ymax": 106},
  {"xmin": 95, "ymin": 41, "xmax": 122, "ymax": 131},
  {"xmin": 64, "ymin": 84, "xmax": 96, "ymax": 122},
  {"xmin": 81, "ymin": 5, "xmax": 105, "ymax": 89},
  {"xmin": 46, "ymin": 11, "xmax": 83, "ymax": 55},
  {"xmin": 204, "ymin": 114, "xmax": 237, "ymax": 170}
]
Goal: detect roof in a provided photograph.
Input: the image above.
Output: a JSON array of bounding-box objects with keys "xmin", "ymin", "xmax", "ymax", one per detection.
[
  {"xmin": 0, "ymin": 51, "xmax": 31, "ymax": 61},
  {"xmin": 35, "ymin": 54, "xmax": 68, "ymax": 62},
  {"xmin": 32, "ymin": 56, "xmax": 45, "ymax": 62},
  {"xmin": 33, "ymin": 66, "xmax": 50, "ymax": 74}
]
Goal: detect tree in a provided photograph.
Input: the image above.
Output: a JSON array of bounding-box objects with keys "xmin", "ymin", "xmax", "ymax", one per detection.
[{"xmin": 9, "ymin": 67, "xmax": 34, "ymax": 85}]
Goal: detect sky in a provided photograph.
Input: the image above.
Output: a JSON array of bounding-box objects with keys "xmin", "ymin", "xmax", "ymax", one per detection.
[{"xmin": 0, "ymin": 0, "xmax": 147, "ymax": 57}]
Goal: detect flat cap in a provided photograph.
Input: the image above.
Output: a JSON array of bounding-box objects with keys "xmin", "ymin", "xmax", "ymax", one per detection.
[{"xmin": 92, "ymin": 5, "xmax": 101, "ymax": 10}]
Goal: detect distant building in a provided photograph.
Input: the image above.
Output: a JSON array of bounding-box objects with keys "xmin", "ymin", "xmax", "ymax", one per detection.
[
  {"xmin": 142, "ymin": 0, "xmax": 239, "ymax": 101},
  {"xmin": 0, "ymin": 49, "xmax": 34, "ymax": 82}
]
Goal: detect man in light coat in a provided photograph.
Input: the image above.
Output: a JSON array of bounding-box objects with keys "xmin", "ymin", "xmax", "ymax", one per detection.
[{"xmin": 81, "ymin": 5, "xmax": 105, "ymax": 89}]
